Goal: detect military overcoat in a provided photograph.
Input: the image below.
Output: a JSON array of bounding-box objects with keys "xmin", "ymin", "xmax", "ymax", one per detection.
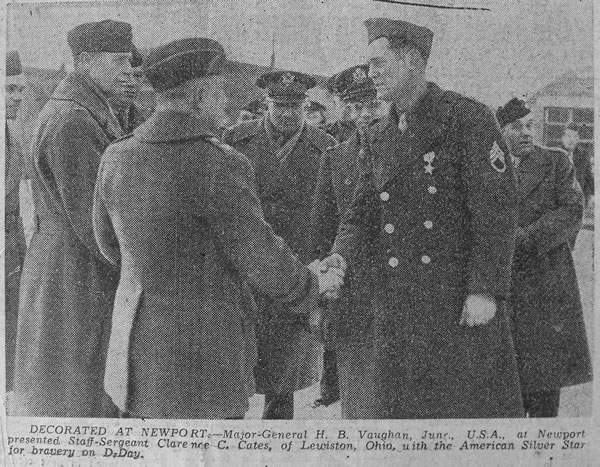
[
  {"xmin": 510, "ymin": 145, "xmax": 592, "ymax": 392},
  {"xmin": 223, "ymin": 118, "xmax": 336, "ymax": 395},
  {"xmin": 13, "ymin": 73, "xmax": 121, "ymax": 417},
  {"xmin": 94, "ymin": 110, "xmax": 319, "ymax": 419},
  {"xmin": 332, "ymin": 82, "xmax": 524, "ymax": 418}
]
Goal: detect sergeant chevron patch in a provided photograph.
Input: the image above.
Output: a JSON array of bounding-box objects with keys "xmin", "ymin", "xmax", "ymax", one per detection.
[{"xmin": 489, "ymin": 141, "xmax": 507, "ymax": 173}]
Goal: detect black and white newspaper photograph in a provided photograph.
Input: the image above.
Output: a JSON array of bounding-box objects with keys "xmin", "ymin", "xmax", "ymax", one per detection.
[{"xmin": 1, "ymin": 0, "xmax": 597, "ymax": 465}]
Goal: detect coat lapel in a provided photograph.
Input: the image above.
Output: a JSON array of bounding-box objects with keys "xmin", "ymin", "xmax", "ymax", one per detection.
[
  {"xmin": 517, "ymin": 147, "xmax": 549, "ymax": 199},
  {"xmin": 369, "ymin": 83, "xmax": 451, "ymax": 190},
  {"xmin": 52, "ymin": 73, "xmax": 124, "ymax": 141}
]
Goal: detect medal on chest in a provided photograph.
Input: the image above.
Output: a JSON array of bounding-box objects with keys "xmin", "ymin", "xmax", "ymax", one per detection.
[{"xmin": 423, "ymin": 151, "xmax": 436, "ymax": 174}]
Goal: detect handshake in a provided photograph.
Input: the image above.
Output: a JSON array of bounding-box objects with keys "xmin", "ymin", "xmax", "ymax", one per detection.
[{"xmin": 308, "ymin": 253, "xmax": 348, "ymax": 300}]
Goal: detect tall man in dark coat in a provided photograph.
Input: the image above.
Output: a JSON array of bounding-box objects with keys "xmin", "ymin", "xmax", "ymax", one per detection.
[
  {"xmin": 93, "ymin": 38, "xmax": 338, "ymax": 419},
  {"xmin": 5, "ymin": 50, "xmax": 27, "ymax": 392},
  {"xmin": 311, "ymin": 64, "xmax": 383, "ymax": 410},
  {"xmin": 320, "ymin": 18, "xmax": 524, "ymax": 419},
  {"xmin": 13, "ymin": 20, "xmax": 138, "ymax": 417},
  {"xmin": 223, "ymin": 70, "xmax": 337, "ymax": 419},
  {"xmin": 498, "ymin": 98, "xmax": 592, "ymax": 417}
]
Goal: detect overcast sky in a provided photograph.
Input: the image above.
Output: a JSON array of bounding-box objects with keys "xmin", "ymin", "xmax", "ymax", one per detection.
[{"xmin": 6, "ymin": 0, "xmax": 594, "ymax": 106}]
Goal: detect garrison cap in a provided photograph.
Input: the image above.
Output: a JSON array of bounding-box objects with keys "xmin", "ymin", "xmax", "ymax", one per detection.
[
  {"xmin": 335, "ymin": 64, "xmax": 376, "ymax": 103},
  {"xmin": 496, "ymin": 97, "xmax": 531, "ymax": 128},
  {"xmin": 67, "ymin": 20, "xmax": 135, "ymax": 56},
  {"xmin": 143, "ymin": 38, "xmax": 226, "ymax": 92},
  {"xmin": 305, "ymin": 101, "xmax": 326, "ymax": 113},
  {"xmin": 6, "ymin": 50, "xmax": 22, "ymax": 77},
  {"xmin": 365, "ymin": 17, "xmax": 434, "ymax": 61},
  {"xmin": 256, "ymin": 70, "xmax": 316, "ymax": 103},
  {"xmin": 242, "ymin": 98, "xmax": 267, "ymax": 114}
]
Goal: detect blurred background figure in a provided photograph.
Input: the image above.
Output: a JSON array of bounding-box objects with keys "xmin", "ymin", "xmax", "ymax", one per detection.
[
  {"xmin": 304, "ymin": 100, "xmax": 327, "ymax": 130},
  {"xmin": 236, "ymin": 98, "xmax": 267, "ymax": 123},
  {"xmin": 498, "ymin": 98, "xmax": 592, "ymax": 418},
  {"xmin": 5, "ymin": 50, "xmax": 27, "ymax": 394}
]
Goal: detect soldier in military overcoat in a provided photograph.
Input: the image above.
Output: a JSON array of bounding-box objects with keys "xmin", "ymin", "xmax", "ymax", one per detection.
[
  {"xmin": 223, "ymin": 70, "xmax": 337, "ymax": 419},
  {"xmin": 5, "ymin": 50, "xmax": 27, "ymax": 392},
  {"xmin": 311, "ymin": 64, "xmax": 383, "ymax": 410},
  {"xmin": 13, "ymin": 20, "xmax": 137, "ymax": 417},
  {"xmin": 94, "ymin": 39, "xmax": 333, "ymax": 419},
  {"xmin": 321, "ymin": 18, "xmax": 524, "ymax": 419},
  {"xmin": 497, "ymin": 98, "xmax": 592, "ymax": 417}
]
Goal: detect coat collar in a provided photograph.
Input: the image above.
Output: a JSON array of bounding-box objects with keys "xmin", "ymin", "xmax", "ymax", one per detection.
[
  {"xmin": 516, "ymin": 145, "xmax": 552, "ymax": 198},
  {"xmin": 134, "ymin": 109, "xmax": 218, "ymax": 143},
  {"xmin": 369, "ymin": 82, "xmax": 453, "ymax": 189},
  {"xmin": 51, "ymin": 72, "xmax": 123, "ymax": 139}
]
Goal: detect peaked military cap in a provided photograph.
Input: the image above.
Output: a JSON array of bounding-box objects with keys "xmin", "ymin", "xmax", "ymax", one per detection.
[
  {"xmin": 242, "ymin": 98, "xmax": 267, "ymax": 114},
  {"xmin": 143, "ymin": 38, "xmax": 226, "ymax": 92},
  {"xmin": 365, "ymin": 17, "xmax": 434, "ymax": 60},
  {"xmin": 496, "ymin": 97, "xmax": 531, "ymax": 128},
  {"xmin": 6, "ymin": 50, "xmax": 22, "ymax": 77},
  {"xmin": 256, "ymin": 70, "xmax": 316, "ymax": 103},
  {"xmin": 335, "ymin": 64, "xmax": 377, "ymax": 103},
  {"xmin": 326, "ymin": 73, "xmax": 339, "ymax": 95},
  {"xmin": 305, "ymin": 101, "xmax": 326, "ymax": 113},
  {"xmin": 67, "ymin": 20, "xmax": 135, "ymax": 56}
]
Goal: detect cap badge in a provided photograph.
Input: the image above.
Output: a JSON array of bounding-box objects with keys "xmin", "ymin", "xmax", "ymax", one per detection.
[
  {"xmin": 281, "ymin": 72, "xmax": 296, "ymax": 85},
  {"xmin": 353, "ymin": 67, "xmax": 367, "ymax": 83}
]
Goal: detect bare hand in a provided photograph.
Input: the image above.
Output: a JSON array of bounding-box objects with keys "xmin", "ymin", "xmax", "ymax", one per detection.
[
  {"xmin": 318, "ymin": 267, "xmax": 344, "ymax": 299},
  {"xmin": 319, "ymin": 253, "xmax": 347, "ymax": 275},
  {"xmin": 459, "ymin": 294, "xmax": 497, "ymax": 327}
]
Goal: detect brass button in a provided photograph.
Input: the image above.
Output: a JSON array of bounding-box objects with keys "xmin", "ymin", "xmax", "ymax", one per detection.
[
  {"xmin": 384, "ymin": 223, "xmax": 395, "ymax": 234},
  {"xmin": 424, "ymin": 220, "xmax": 433, "ymax": 229},
  {"xmin": 388, "ymin": 257, "xmax": 399, "ymax": 268},
  {"xmin": 380, "ymin": 191, "xmax": 390, "ymax": 201},
  {"xmin": 428, "ymin": 186, "xmax": 437, "ymax": 195},
  {"xmin": 421, "ymin": 255, "xmax": 431, "ymax": 264}
]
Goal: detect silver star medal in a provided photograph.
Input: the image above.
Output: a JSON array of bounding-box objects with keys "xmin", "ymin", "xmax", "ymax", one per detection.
[
  {"xmin": 423, "ymin": 151, "xmax": 435, "ymax": 174},
  {"xmin": 489, "ymin": 141, "xmax": 507, "ymax": 173}
]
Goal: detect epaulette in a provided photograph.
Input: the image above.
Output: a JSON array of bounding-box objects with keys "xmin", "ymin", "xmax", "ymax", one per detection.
[
  {"xmin": 540, "ymin": 145, "xmax": 568, "ymax": 156},
  {"xmin": 206, "ymin": 136, "xmax": 237, "ymax": 154},
  {"xmin": 112, "ymin": 133, "xmax": 134, "ymax": 144}
]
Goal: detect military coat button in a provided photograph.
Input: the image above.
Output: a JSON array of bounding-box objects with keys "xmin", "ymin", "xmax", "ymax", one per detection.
[
  {"xmin": 344, "ymin": 177, "xmax": 351, "ymax": 185},
  {"xmin": 428, "ymin": 186, "xmax": 437, "ymax": 194},
  {"xmin": 384, "ymin": 223, "xmax": 395, "ymax": 234},
  {"xmin": 380, "ymin": 191, "xmax": 390, "ymax": 201},
  {"xmin": 424, "ymin": 220, "xmax": 433, "ymax": 229},
  {"xmin": 388, "ymin": 257, "xmax": 399, "ymax": 268},
  {"xmin": 421, "ymin": 255, "xmax": 431, "ymax": 264}
]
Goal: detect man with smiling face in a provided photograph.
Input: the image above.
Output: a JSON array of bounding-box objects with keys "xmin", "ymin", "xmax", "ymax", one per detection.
[
  {"xmin": 311, "ymin": 64, "xmax": 383, "ymax": 411},
  {"xmin": 320, "ymin": 18, "xmax": 524, "ymax": 418},
  {"xmin": 223, "ymin": 70, "xmax": 337, "ymax": 419},
  {"xmin": 13, "ymin": 20, "xmax": 137, "ymax": 417},
  {"xmin": 498, "ymin": 98, "xmax": 592, "ymax": 418}
]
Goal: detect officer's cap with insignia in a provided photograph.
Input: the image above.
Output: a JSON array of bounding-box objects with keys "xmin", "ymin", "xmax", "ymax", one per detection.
[
  {"xmin": 365, "ymin": 17, "xmax": 434, "ymax": 61},
  {"xmin": 67, "ymin": 20, "xmax": 135, "ymax": 56},
  {"xmin": 6, "ymin": 50, "xmax": 22, "ymax": 77},
  {"xmin": 496, "ymin": 97, "xmax": 531, "ymax": 128},
  {"xmin": 143, "ymin": 38, "xmax": 226, "ymax": 92},
  {"xmin": 335, "ymin": 64, "xmax": 377, "ymax": 103},
  {"xmin": 256, "ymin": 70, "xmax": 316, "ymax": 103}
]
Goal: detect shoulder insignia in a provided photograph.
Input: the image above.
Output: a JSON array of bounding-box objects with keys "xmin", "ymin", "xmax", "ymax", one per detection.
[
  {"xmin": 207, "ymin": 136, "xmax": 236, "ymax": 153},
  {"xmin": 112, "ymin": 133, "xmax": 134, "ymax": 144},
  {"xmin": 489, "ymin": 141, "xmax": 507, "ymax": 173}
]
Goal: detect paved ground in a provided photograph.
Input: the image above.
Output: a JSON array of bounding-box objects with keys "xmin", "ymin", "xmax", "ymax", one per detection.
[{"xmin": 246, "ymin": 228, "xmax": 594, "ymax": 419}]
